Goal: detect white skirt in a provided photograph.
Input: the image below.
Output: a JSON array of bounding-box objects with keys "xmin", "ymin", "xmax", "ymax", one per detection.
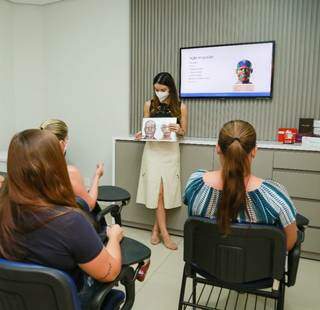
[{"xmin": 136, "ymin": 141, "xmax": 182, "ymax": 209}]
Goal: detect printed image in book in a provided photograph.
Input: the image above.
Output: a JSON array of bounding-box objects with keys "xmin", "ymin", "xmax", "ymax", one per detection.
[{"xmin": 141, "ymin": 117, "xmax": 177, "ymax": 142}]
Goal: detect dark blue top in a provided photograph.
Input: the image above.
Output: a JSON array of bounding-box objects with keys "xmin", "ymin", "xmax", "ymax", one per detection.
[{"xmin": 23, "ymin": 208, "xmax": 103, "ymax": 290}]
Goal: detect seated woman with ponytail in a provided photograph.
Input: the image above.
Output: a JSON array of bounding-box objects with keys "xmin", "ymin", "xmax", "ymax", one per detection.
[
  {"xmin": 183, "ymin": 120, "xmax": 297, "ymax": 251},
  {"xmin": 40, "ymin": 119, "xmax": 104, "ymax": 211}
]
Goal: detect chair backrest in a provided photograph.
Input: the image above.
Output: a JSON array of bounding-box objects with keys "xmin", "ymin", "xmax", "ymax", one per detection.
[
  {"xmin": 0, "ymin": 258, "xmax": 81, "ymax": 310},
  {"xmin": 184, "ymin": 217, "xmax": 287, "ymax": 284}
]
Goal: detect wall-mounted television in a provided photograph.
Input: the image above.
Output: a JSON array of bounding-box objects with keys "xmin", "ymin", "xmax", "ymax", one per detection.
[{"xmin": 179, "ymin": 41, "xmax": 275, "ymax": 99}]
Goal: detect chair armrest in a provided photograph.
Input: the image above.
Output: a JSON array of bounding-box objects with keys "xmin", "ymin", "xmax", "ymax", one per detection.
[
  {"xmin": 89, "ymin": 266, "xmax": 134, "ymax": 310},
  {"xmin": 296, "ymin": 213, "xmax": 309, "ymax": 233},
  {"xmin": 287, "ymin": 230, "xmax": 303, "ymax": 287},
  {"xmin": 96, "ymin": 204, "xmax": 122, "ymax": 225}
]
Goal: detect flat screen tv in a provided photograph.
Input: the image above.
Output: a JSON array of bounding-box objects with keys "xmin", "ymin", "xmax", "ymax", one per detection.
[{"xmin": 179, "ymin": 41, "xmax": 275, "ymax": 99}]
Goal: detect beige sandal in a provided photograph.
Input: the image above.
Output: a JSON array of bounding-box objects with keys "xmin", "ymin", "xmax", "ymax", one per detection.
[
  {"xmin": 162, "ymin": 237, "xmax": 178, "ymax": 250},
  {"xmin": 150, "ymin": 233, "xmax": 161, "ymax": 245}
]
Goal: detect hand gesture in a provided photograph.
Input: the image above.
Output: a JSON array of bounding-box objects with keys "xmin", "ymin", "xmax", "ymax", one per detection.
[
  {"xmin": 95, "ymin": 163, "xmax": 104, "ymax": 178},
  {"xmin": 134, "ymin": 131, "xmax": 142, "ymax": 140},
  {"xmin": 106, "ymin": 224, "xmax": 124, "ymax": 242},
  {"xmin": 169, "ymin": 123, "xmax": 180, "ymax": 133}
]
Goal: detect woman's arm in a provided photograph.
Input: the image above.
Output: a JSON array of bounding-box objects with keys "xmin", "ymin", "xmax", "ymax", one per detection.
[
  {"xmin": 284, "ymin": 222, "xmax": 298, "ymax": 251},
  {"xmin": 135, "ymin": 101, "xmax": 151, "ymax": 139},
  {"xmin": 179, "ymin": 103, "xmax": 188, "ymax": 136},
  {"xmin": 79, "ymin": 224, "xmax": 123, "ymax": 282},
  {"xmin": 68, "ymin": 164, "xmax": 103, "ymax": 210},
  {"xmin": 169, "ymin": 103, "xmax": 188, "ymax": 136}
]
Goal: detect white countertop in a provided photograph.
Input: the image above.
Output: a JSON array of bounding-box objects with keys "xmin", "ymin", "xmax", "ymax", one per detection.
[{"xmin": 113, "ymin": 136, "xmax": 320, "ymax": 152}]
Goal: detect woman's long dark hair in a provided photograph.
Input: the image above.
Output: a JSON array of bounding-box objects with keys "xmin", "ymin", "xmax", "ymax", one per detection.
[
  {"xmin": 217, "ymin": 120, "xmax": 256, "ymax": 234},
  {"xmin": 150, "ymin": 72, "xmax": 181, "ymax": 121},
  {"xmin": 0, "ymin": 129, "xmax": 81, "ymax": 260}
]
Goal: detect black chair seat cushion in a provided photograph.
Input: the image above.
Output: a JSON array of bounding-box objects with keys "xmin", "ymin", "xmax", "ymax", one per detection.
[
  {"xmin": 121, "ymin": 237, "xmax": 151, "ymax": 266},
  {"xmin": 192, "ymin": 263, "xmax": 274, "ymax": 290},
  {"xmin": 98, "ymin": 186, "xmax": 131, "ymax": 202}
]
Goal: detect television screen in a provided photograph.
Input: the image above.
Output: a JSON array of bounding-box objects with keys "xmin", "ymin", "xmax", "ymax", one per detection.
[{"xmin": 180, "ymin": 41, "xmax": 275, "ymax": 99}]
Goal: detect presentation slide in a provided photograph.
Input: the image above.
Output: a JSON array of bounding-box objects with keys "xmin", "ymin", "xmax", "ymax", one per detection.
[{"xmin": 180, "ymin": 42, "xmax": 274, "ymax": 98}]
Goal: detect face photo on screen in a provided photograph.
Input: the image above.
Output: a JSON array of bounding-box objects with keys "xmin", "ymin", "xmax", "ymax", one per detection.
[{"xmin": 236, "ymin": 60, "xmax": 253, "ymax": 84}]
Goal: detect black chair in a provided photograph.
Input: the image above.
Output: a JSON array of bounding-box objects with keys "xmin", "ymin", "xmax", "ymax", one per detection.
[
  {"xmin": 76, "ymin": 187, "xmax": 151, "ymax": 309},
  {"xmin": 97, "ymin": 185, "xmax": 131, "ymax": 226},
  {"xmin": 76, "ymin": 186, "xmax": 130, "ymax": 236},
  {"xmin": 0, "ymin": 258, "xmax": 125, "ymax": 310},
  {"xmin": 178, "ymin": 216, "xmax": 308, "ymax": 310}
]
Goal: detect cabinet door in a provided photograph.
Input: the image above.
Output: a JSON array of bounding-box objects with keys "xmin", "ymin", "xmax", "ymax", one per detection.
[
  {"xmin": 166, "ymin": 144, "xmax": 214, "ymax": 232},
  {"xmin": 274, "ymin": 151, "xmax": 320, "ymax": 172},
  {"xmin": 115, "ymin": 141, "xmax": 215, "ymax": 233},
  {"xmin": 302, "ymin": 228, "xmax": 320, "ymax": 254},
  {"xmin": 115, "ymin": 141, "xmax": 156, "ymax": 226},
  {"xmin": 180, "ymin": 144, "xmax": 214, "ymax": 190},
  {"xmin": 214, "ymin": 149, "xmax": 274, "ymax": 179},
  {"xmin": 273, "ymin": 171, "xmax": 320, "ymax": 200},
  {"xmin": 293, "ymin": 199, "xmax": 320, "ymax": 227}
]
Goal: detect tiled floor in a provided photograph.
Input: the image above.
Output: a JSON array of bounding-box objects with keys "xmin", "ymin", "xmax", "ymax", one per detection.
[{"xmin": 122, "ymin": 226, "xmax": 320, "ymax": 310}]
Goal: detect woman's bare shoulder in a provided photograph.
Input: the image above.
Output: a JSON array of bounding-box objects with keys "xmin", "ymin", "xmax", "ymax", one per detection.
[
  {"xmin": 247, "ymin": 175, "xmax": 263, "ymax": 191},
  {"xmin": 67, "ymin": 165, "xmax": 82, "ymax": 178},
  {"xmin": 203, "ymin": 170, "xmax": 223, "ymax": 190}
]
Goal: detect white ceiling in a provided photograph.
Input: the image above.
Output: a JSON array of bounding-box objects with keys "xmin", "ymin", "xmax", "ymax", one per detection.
[{"xmin": 8, "ymin": 0, "xmax": 64, "ymax": 5}]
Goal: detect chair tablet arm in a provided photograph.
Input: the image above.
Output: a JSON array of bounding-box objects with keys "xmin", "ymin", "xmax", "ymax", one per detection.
[
  {"xmin": 96, "ymin": 204, "xmax": 121, "ymax": 225},
  {"xmin": 287, "ymin": 230, "xmax": 303, "ymax": 287}
]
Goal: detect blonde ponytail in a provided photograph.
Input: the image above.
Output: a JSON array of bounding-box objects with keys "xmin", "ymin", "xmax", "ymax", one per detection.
[{"xmin": 40, "ymin": 119, "xmax": 68, "ymax": 141}]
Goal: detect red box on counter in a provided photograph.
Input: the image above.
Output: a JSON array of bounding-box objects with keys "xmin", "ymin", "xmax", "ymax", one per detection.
[{"xmin": 277, "ymin": 128, "xmax": 297, "ymax": 143}]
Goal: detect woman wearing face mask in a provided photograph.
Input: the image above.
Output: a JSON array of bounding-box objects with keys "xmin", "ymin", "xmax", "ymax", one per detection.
[
  {"xmin": 135, "ymin": 72, "xmax": 188, "ymax": 250},
  {"xmin": 40, "ymin": 119, "xmax": 104, "ymax": 210}
]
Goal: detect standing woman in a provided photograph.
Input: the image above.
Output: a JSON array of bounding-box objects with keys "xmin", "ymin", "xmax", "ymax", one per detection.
[{"xmin": 136, "ymin": 72, "xmax": 188, "ymax": 250}]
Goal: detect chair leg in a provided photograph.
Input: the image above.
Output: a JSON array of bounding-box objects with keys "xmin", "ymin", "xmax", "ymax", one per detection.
[
  {"xmin": 120, "ymin": 267, "xmax": 135, "ymax": 310},
  {"xmin": 111, "ymin": 206, "xmax": 122, "ymax": 226},
  {"xmin": 276, "ymin": 282, "xmax": 285, "ymax": 310},
  {"xmin": 178, "ymin": 265, "xmax": 188, "ymax": 310},
  {"xmin": 192, "ymin": 276, "xmax": 197, "ymax": 310}
]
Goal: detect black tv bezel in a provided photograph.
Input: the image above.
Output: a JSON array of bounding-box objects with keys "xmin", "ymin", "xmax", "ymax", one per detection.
[{"xmin": 179, "ymin": 40, "xmax": 275, "ymax": 100}]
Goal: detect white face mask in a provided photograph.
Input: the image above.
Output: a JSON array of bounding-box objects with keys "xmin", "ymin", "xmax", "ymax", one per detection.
[{"xmin": 155, "ymin": 91, "xmax": 169, "ymax": 103}]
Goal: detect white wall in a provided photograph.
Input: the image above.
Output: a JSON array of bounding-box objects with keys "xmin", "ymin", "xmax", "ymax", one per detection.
[
  {"xmin": 13, "ymin": 4, "xmax": 46, "ymax": 131},
  {"xmin": 1, "ymin": 0, "xmax": 130, "ymax": 185},
  {"xmin": 0, "ymin": 0, "xmax": 14, "ymax": 150},
  {"xmin": 43, "ymin": 0, "xmax": 130, "ymax": 184}
]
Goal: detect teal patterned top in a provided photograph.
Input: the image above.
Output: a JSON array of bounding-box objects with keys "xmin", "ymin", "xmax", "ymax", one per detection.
[{"xmin": 183, "ymin": 169, "xmax": 296, "ymax": 228}]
